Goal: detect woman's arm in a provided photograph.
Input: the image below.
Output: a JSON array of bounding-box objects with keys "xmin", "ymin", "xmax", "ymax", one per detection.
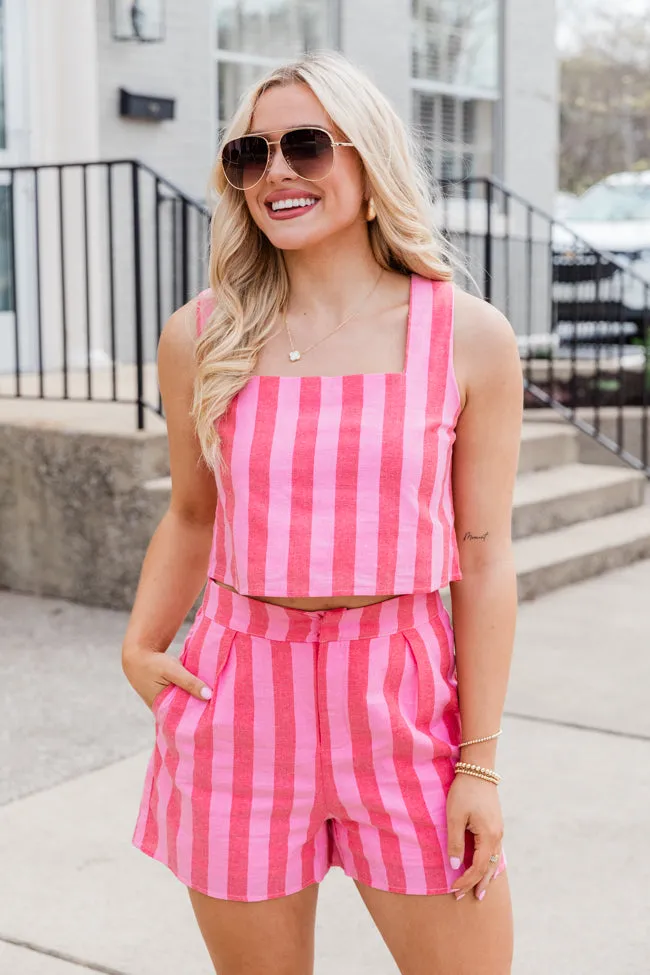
[
  {"xmin": 450, "ymin": 288, "xmax": 523, "ymax": 766},
  {"xmin": 121, "ymin": 298, "xmax": 218, "ymax": 706},
  {"xmin": 445, "ymin": 286, "xmax": 524, "ymax": 896}
]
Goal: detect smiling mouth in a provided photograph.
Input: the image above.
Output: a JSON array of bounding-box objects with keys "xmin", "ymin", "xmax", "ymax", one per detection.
[{"xmin": 265, "ymin": 196, "xmax": 320, "ymax": 219}]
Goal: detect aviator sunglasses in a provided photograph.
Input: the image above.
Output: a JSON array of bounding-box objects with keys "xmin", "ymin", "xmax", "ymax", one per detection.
[{"xmin": 221, "ymin": 126, "xmax": 354, "ymax": 191}]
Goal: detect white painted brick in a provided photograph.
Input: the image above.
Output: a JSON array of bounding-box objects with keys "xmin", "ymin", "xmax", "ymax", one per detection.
[
  {"xmin": 502, "ymin": 0, "xmax": 558, "ymax": 213},
  {"xmin": 95, "ymin": 0, "xmax": 215, "ymax": 200}
]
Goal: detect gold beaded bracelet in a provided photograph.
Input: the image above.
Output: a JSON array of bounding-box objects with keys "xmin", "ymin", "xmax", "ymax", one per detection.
[
  {"xmin": 459, "ymin": 729, "xmax": 502, "ymax": 748},
  {"xmin": 455, "ymin": 762, "xmax": 501, "ymax": 780},
  {"xmin": 455, "ymin": 768, "xmax": 500, "ymax": 785},
  {"xmin": 455, "ymin": 762, "xmax": 501, "ymax": 784},
  {"xmin": 455, "ymin": 769, "xmax": 500, "ymax": 784}
]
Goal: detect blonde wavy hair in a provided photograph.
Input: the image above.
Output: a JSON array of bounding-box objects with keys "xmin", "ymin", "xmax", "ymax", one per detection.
[{"xmin": 193, "ymin": 50, "xmax": 460, "ymax": 472}]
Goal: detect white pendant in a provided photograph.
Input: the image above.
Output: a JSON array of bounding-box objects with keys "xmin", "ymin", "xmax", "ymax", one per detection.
[{"xmin": 289, "ymin": 350, "xmax": 301, "ymax": 361}]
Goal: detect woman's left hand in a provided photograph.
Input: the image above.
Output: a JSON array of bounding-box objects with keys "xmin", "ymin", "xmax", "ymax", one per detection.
[{"xmin": 446, "ymin": 772, "xmax": 504, "ymax": 901}]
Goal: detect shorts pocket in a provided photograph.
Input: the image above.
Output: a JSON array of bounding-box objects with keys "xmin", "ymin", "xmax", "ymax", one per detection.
[
  {"xmin": 401, "ymin": 627, "xmax": 460, "ymax": 756},
  {"xmin": 154, "ymin": 616, "xmax": 237, "ymax": 727},
  {"xmin": 401, "ymin": 627, "xmax": 436, "ymax": 732},
  {"xmin": 149, "ymin": 618, "xmax": 195, "ymax": 720},
  {"xmin": 151, "ymin": 681, "xmax": 175, "ymax": 718}
]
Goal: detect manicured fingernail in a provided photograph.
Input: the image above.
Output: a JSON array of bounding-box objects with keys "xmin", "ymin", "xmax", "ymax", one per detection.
[
  {"xmin": 450, "ymin": 856, "xmax": 462, "ymax": 870},
  {"xmin": 455, "ymin": 892, "xmax": 465, "ymax": 901},
  {"xmin": 200, "ymin": 686, "xmax": 212, "ymax": 700},
  {"xmin": 477, "ymin": 890, "xmax": 486, "ymax": 901}
]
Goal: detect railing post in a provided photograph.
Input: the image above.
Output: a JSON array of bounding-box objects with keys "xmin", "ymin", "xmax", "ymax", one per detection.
[
  {"xmin": 107, "ymin": 163, "xmax": 117, "ymax": 401},
  {"xmin": 82, "ymin": 164, "xmax": 92, "ymax": 401},
  {"xmin": 155, "ymin": 178, "xmax": 163, "ymax": 415},
  {"xmin": 526, "ymin": 204, "xmax": 533, "ymax": 389},
  {"xmin": 33, "ymin": 167, "xmax": 45, "ymax": 398},
  {"xmin": 484, "ymin": 179, "xmax": 493, "ymax": 304},
  {"xmin": 58, "ymin": 166, "xmax": 69, "ymax": 399},
  {"xmin": 9, "ymin": 169, "xmax": 20, "ymax": 397},
  {"xmin": 616, "ymin": 269, "xmax": 626, "ymax": 453},
  {"xmin": 503, "ymin": 188, "xmax": 511, "ymax": 322},
  {"xmin": 182, "ymin": 198, "xmax": 190, "ymax": 303},
  {"xmin": 132, "ymin": 162, "xmax": 145, "ymax": 430},
  {"xmin": 547, "ymin": 219, "xmax": 556, "ymax": 407},
  {"xmin": 643, "ymin": 284, "xmax": 649, "ymax": 474}
]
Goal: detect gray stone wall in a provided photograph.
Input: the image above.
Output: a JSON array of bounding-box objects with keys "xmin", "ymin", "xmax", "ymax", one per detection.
[{"xmin": 0, "ymin": 423, "xmax": 169, "ymax": 610}]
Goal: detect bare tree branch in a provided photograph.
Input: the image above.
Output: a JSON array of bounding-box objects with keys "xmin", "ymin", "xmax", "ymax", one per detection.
[{"xmin": 560, "ymin": 8, "xmax": 650, "ymax": 192}]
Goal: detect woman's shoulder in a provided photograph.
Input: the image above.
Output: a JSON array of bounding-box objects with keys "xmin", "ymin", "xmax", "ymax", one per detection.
[
  {"xmin": 160, "ymin": 289, "xmax": 216, "ymax": 348},
  {"xmin": 158, "ymin": 297, "xmax": 203, "ymax": 363},
  {"xmin": 450, "ymin": 284, "xmax": 521, "ymax": 403},
  {"xmin": 451, "ymin": 284, "xmax": 518, "ymax": 358}
]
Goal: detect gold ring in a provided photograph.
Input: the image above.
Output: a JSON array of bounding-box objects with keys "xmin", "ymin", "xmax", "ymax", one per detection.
[{"xmin": 489, "ymin": 854, "xmax": 499, "ymax": 864}]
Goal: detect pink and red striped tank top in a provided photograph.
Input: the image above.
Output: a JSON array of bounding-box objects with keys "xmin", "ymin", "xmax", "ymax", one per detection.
[{"xmin": 195, "ymin": 273, "xmax": 462, "ymax": 597}]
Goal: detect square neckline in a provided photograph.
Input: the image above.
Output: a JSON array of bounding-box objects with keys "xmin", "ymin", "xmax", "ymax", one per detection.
[{"xmin": 248, "ymin": 272, "xmax": 416, "ymax": 383}]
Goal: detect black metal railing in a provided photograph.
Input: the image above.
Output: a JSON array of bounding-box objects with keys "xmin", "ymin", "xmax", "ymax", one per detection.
[
  {"xmin": 0, "ymin": 162, "xmax": 647, "ymax": 475},
  {"xmin": 438, "ymin": 176, "xmax": 649, "ymax": 476},
  {"xmin": 0, "ymin": 160, "xmax": 210, "ymax": 428}
]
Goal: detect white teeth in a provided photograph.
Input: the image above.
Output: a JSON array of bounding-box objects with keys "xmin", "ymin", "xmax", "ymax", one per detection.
[{"xmin": 270, "ymin": 197, "xmax": 318, "ymax": 211}]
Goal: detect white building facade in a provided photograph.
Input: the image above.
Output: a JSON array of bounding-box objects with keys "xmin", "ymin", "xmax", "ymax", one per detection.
[
  {"xmin": 0, "ymin": 0, "xmax": 557, "ymax": 375},
  {"xmin": 1, "ymin": 0, "xmax": 557, "ymax": 205}
]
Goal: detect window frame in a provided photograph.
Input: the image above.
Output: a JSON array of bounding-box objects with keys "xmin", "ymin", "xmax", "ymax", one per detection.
[
  {"xmin": 214, "ymin": 0, "xmax": 341, "ymax": 149},
  {"xmin": 410, "ymin": 0, "xmax": 504, "ymax": 185}
]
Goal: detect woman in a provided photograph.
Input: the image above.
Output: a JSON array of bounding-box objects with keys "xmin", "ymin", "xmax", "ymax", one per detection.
[{"xmin": 123, "ymin": 51, "xmax": 522, "ymax": 975}]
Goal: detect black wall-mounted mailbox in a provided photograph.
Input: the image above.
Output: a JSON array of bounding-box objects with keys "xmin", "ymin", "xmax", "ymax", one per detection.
[{"xmin": 119, "ymin": 88, "xmax": 175, "ymax": 121}]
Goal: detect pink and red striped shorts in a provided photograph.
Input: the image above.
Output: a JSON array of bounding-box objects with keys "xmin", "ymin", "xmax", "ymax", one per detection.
[{"xmin": 132, "ymin": 580, "xmax": 506, "ymax": 901}]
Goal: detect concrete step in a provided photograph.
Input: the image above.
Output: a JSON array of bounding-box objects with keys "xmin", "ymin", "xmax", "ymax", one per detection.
[
  {"xmin": 147, "ymin": 464, "xmax": 644, "ymax": 545},
  {"xmin": 443, "ymin": 502, "xmax": 650, "ymax": 613},
  {"xmin": 519, "ymin": 422, "xmax": 578, "ymax": 473},
  {"xmin": 146, "ymin": 448, "xmax": 650, "ymax": 609},
  {"xmin": 514, "ymin": 505, "xmax": 650, "ymax": 601},
  {"xmin": 513, "ymin": 463, "xmax": 646, "ymax": 539}
]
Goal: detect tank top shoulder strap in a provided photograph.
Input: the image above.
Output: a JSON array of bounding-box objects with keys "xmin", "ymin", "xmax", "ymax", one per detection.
[
  {"xmin": 405, "ymin": 274, "xmax": 455, "ymax": 387},
  {"xmin": 195, "ymin": 287, "xmax": 216, "ymax": 338}
]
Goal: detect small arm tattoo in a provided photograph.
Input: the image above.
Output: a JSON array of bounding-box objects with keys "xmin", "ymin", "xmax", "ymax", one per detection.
[{"xmin": 463, "ymin": 531, "xmax": 489, "ymax": 542}]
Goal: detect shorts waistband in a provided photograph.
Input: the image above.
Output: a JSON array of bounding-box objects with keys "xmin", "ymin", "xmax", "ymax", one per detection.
[{"xmin": 202, "ymin": 579, "xmax": 446, "ymax": 643}]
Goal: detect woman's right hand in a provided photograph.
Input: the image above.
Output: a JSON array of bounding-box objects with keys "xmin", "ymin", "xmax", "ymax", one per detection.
[{"xmin": 122, "ymin": 645, "xmax": 213, "ymax": 712}]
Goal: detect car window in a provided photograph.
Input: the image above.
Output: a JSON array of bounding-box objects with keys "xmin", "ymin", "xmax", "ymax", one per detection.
[{"xmin": 570, "ymin": 182, "xmax": 650, "ymax": 221}]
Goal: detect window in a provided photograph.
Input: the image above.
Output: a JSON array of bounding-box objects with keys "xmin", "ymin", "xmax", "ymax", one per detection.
[
  {"xmin": 216, "ymin": 0, "xmax": 337, "ymax": 132},
  {"xmin": 411, "ymin": 0, "xmax": 499, "ymax": 93},
  {"xmin": 413, "ymin": 90, "xmax": 494, "ymax": 183},
  {"xmin": 0, "ymin": 181, "xmax": 11, "ymax": 311},
  {"xmin": 411, "ymin": 0, "xmax": 501, "ymax": 184},
  {"xmin": 0, "ymin": 0, "xmax": 6, "ymax": 150},
  {"xmin": 217, "ymin": 0, "xmax": 332, "ymax": 58},
  {"xmin": 0, "ymin": 0, "xmax": 10, "ymax": 312},
  {"xmin": 217, "ymin": 60, "xmax": 271, "ymax": 130}
]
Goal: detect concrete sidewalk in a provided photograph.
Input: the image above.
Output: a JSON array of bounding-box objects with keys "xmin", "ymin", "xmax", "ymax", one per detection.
[{"xmin": 1, "ymin": 562, "xmax": 649, "ymax": 974}]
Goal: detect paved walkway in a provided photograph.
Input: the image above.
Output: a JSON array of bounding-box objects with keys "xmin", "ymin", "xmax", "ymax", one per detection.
[{"xmin": 1, "ymin": 561, "xmax": 649, "ymax": 974}]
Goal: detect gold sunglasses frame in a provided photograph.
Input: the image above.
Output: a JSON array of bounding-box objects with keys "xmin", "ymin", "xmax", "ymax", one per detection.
[{"xmin": 221, "ymin": 126, "xmax": 354, "ymax": 190}]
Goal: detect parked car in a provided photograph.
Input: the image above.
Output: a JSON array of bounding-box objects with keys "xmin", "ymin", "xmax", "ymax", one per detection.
[
  {"xmin": 555, "ymin": 190, "xmax": 577, "ymax": 222},
  {"xmin": 552, "ymin": 171, "xmax": 650, "ymax": 343}
]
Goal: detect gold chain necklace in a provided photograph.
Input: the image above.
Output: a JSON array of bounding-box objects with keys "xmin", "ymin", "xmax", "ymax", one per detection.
[{"xmin": 283, "ymin": 268, "xmax": 384, "ymax": 362}]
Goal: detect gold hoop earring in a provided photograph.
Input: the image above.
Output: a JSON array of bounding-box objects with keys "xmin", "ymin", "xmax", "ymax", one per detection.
[{"xmin": 366, "ymin": 197, "xmax": 377, "ymax": 221}]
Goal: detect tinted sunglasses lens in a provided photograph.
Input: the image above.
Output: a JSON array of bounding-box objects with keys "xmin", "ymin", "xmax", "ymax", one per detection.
[
  {"xmin": 280, "ymin": 128, "xmax": 334, "ymax": 180},
  {"xmin": 222, "ymin": 136, "xmax": 268, "ymax": 189}
]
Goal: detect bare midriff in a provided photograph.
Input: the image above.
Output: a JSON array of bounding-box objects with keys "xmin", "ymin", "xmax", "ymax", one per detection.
[{"xmin": 210, "ymin": 577, "xmax": 399, "ymax": 611}]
